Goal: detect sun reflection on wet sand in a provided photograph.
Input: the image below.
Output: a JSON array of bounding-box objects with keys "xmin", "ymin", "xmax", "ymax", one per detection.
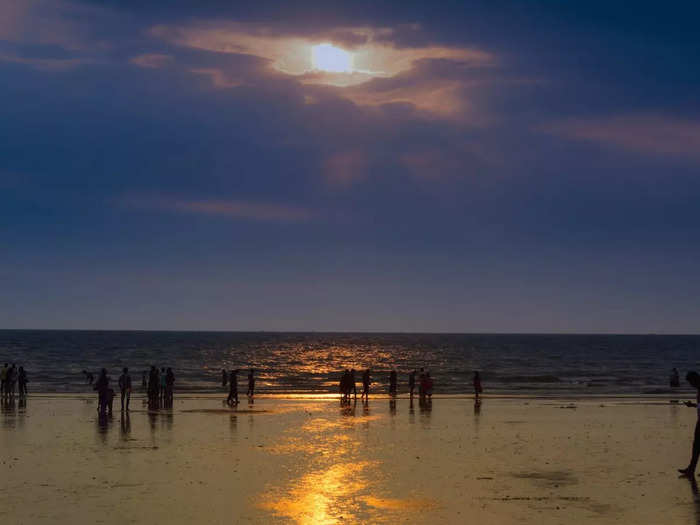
[
  {"xmin": 259, "ymin": 399, "xmax": 438, "ymax": 523},
  {"xmin": 363, "ymin": 495, "xmax": 437, "ymax": 511},
  {"xmin": 262, "ymin": 461, "xmax": 375, "ymax": 524}
]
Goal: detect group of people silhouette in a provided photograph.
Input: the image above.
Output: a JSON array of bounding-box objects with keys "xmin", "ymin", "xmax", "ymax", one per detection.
[
  {"xmin": 339, "ymin": 369, "xmax": 372, "ymax": 402},
  {"xmin": 147, "ymin": 366, "xmax": 175, "ymax": 409},
  {"xmin": 336, "ymin": 368, "xmax": 479, "ymax": 404},
  {"xmin": 0, "ymin": 363, "xmax": 28, "ymax": 397},
  {"xmin": 223, "ymin": 368, "xmax": 255, "ymax": 406},
  {"xmin": 89, "ymin": 366, "xmax": 174, "ymax": 415}
]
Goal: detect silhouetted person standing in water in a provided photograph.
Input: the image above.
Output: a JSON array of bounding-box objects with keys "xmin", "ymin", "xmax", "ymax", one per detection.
[
  {"xmin": 222, "ymin": 369, "xmax": 228, "ymax": 388},
  {"xmin": 473, "ymin": 371, "xmax": 483, "ymax": 400},
  {"xmin": 680, "ymin": 371, "xmax": 700, "ymax": 477},
  {"xmin": 423, "ymin": 372, "xmax": 433, "ymax": 400},
  {"xmin": 94, "ymin": 368, "xmax": 110, "ymax": 416},
  {"xmin": 118, "ymin": 368, "xmax": 131, "ymax": 411},
  {"xmin": 17, "ymin": 366, "xmax": 28, "ymax": 397},
  {"xmin": 339, "ymin": 369, "xmax": 349, "ymax": 402},
  {"xmin": 142, "ymin": 371, "xmax": 147, "ymax": 390},
  {"xmin": 671, "ymin": 368, "xmax": 681, "ymax": 388},
  {"xmin": 0, "ymin": 363, "xmax": 8, "ymax": 395},
  {"xmin": 389, "ymin": 370, "xmax": 397, "ymax": 396},
  {"xmin": 159, "ymin": 367, "xmax": 167, "ymax": 403},
  {"xmin": 82, "ymin": 370, "xmax": 94, "ymax": 385},
  {"xmin": 418, "ymin": 368, "xmax": 425, "ymax": 397},
  {"xmin": 148, "ymin": 366, "xmax": 159, "ymax": 408},
  {"xmin": 408, "ymin": 370, "xmax": 416, "ymax": 398},
  {"xmin": 6, "ymin": 364, "xmax": 16, "ymax": 396},
  {"xmin": 361, "ymin": 369, "xmax": 371, "ymax": 400},
  {"xmin": 3, "ymin": 364, "xmax": 12, "ymax": 396},
  {"xmin": 165, "ymin": 368, "xmax": 175, "ymax": 407},
  {"xmin": 247, "ymin": 369, "xmax": 255, "ymax": 397},
  {"xmin": 227, "ymin": 370, "xmax": 239, "ymax": 406},
  {"xmin": 349, "ymin": 369, "xmax": 358, "ymax": 399}
]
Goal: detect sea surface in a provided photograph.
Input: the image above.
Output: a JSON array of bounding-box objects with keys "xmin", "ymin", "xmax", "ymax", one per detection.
[{"xmin": 0, "ymin": 330, "xmax": 698, "ymax": 396}]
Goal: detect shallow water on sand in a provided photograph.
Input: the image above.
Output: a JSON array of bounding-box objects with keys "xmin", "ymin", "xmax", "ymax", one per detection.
[{"xmin": 1, "ymin": 394, "xmax": 699, "ymax": 524}]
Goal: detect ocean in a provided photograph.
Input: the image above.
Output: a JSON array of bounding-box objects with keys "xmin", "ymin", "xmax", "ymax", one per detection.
[{"xmin": 0, "ymin": 330, "xmax": 698, "ymax": 396}]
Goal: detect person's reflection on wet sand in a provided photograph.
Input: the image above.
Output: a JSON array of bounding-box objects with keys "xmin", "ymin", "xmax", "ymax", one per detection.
[
  {"xmin": 120, "ymin": 412, "xmax": 131, "ymax": 439},
  {"xmin": 2, "ymin": 395, "xmax": 16, "ymax": 428},
  {"xmin": 96, "ymin": 411, "xmax": 112, "ymax": 444},
  {"xmin": 389, "ymin": 398, "xmax": 396, "ymax": 415},
  {"xmin": 474, "ymin": 398, "xmax": 482, "ymax": 415},
  {"xmin": 230, "ymin": 415, "xmax": 238, "ymax": 442},
  {"xmin": 362, "ymin": 398, "xmax": 370, "ymax": 416},
  {"xmin": 148, "ymin": 410, "xmax": 158, "ymax": 432},
  {"xmin": 16, "ymin": 395, "xmax": 26, "ymax": 429},
  {"xmin": 409, "ymin": 397, "xmax": 415, "ymax": 425},
  {"xmin": 419, "ymin": 395, "xmax": 432, "ymax": 428},
  {"xmin": 2, "ymin": 394, "xmax": 15, "ymax": 410},
  {"xmin": 163, "ymin": 410, "xmax": 174, "ymax": 433},
  {"xmin": 341, "ymin": 398, "xmax": 357, "ymax": 417}
]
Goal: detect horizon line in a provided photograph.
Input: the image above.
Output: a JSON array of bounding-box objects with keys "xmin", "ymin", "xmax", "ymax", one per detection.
[{"xmin": 0, "ymin": 328, "xmax": 697, "ymax": 336}]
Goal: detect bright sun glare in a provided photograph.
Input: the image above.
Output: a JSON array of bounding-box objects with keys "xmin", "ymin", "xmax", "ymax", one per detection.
[{"xmin": 311, "ymin": 43, "xmax": 353, "ymax": 73}]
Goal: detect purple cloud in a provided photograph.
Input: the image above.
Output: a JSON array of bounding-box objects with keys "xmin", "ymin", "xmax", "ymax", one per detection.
[
  {"xmin": 543, "ymin": 115, "xmax": 700, "ymax": 161},
  {"xmin": 123, "ymin": 195, "xmax": 313, "ymax": 223}
]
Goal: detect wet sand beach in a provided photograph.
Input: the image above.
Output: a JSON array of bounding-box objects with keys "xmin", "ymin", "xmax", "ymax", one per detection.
[{"xmin": 1, "ymin": 395, "xmax": 698, "ymax": 524}]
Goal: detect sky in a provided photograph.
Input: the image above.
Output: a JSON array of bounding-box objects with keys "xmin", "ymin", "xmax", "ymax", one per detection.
[{"xmin": 1, "ymin": 0, "xmax": 699, "ymax": 332}]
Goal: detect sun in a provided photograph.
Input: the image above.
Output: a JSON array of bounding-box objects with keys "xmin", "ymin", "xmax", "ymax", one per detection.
[{"xmin": 311, "ymin": 43, "xmax": 353, "ymax": 73}]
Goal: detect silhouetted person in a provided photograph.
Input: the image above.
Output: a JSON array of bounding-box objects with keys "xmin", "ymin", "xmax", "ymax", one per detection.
[
  {"xmin": 671, "ymin": 368, "xmax": 681, "ymax": 388},
  {"xmin": 389, "ymin": 370, "xmax": 397, "ymax": 396},
  {"xmin": 339, "ymin": 369, "xmax": 350, "ymax": 402},
  {"xmin": 0, "ymin": 363, "xmax": 8, "ymax": 395},
  {"xmin": 227, "ymin": 370, "xmax": 239, "ymax": 406},
  {"xmin": 422, "ymin": 372, "xmax": 433, "ymax": 400},
  {"xmin": 159, "ymin": 367, "xmax": 167, "ymax": 403},
  {"xmin": 142, "ymin": 371, "xmax": 147, "ymax": 389},
  {"xmin": 148, "ymin": 366, "xmax": 159, "ymax": 408},
  {"xmin": 418, "ymin": 368, "xmax": 425, "ymax": 397},
  {"xmin": 118, "ymin": 367, "xmax": 131, "ymax": 411},
  {"xmin": 473, "ymin": 371, "xmax": 483, "ymax": 400},
  {"xmin": 408, "ymin": 370, "xmax": 416, "ymax": 398},
  {"xmin": 349, "ymin": 369, "xmax": 357, "ymax": 399},
  {"xmin": 165, "ymin": 368, "xmax": 175, "ymax": 406},
  {"xmin": 247, "ymin": 369, "xmax": 255, "ymax": 397},
  {"xmin": 94, "ymin": 368, "xmax": 110, "ymax": 416},
  {"xmin": 6, "ymin": 364, "xmax": 16, "ymax": 396},
  {"xmin": 82, "ymin": 370, "xmax": 94, "ymax": 385},
  {"xmin": 222, "ymin": 369, "xmax": 228, "ymax": 388},
  {"xmin": 361, "ymin": 369, "xmax": 371, "ymax": 400},
  {"xmin": 680, "ymin": 371, "xmax": 700, "ymax": 477},
  {"xmin": 17, "ymin": 366, "xmax": 27, "ymax": 397},
  {"xmin": 106, "ymin": 387, "xmax": 115, "ymax": 415}
]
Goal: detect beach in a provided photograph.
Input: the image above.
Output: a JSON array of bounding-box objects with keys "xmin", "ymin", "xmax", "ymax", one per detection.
[{"xmin": 1, "ymin": 394, "xmax": 697, "ymax": 524}]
